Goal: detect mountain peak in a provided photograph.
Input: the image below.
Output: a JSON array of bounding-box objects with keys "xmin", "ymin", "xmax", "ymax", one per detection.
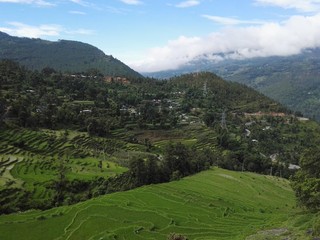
[{"xmin": 0, "ymin": 31, "xmax": 10, "ymax": 38}]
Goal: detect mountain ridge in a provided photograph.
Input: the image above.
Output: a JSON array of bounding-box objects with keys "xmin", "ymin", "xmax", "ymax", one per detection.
[{"xmin": 0, "ymin": 31, "xmax": 142, "ymax": 78}]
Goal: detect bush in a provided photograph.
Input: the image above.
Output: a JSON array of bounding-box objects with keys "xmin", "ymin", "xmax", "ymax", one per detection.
[
  {"xmin": 167, "ymin": 233, "xmax": 188, "ymax": 240},
  {"xmin": 313, "ymin": 217, "xmax": 320, "ymax": 236}
]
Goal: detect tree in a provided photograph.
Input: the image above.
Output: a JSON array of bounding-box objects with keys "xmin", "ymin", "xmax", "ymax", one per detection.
[
  {"xmin": 145, "ymin": 156, "xmax": 160, "ymax": 184},
  {"xmin": 291, "ymin": 147, "xmax": 320, "ymax": 210},
  {"xmin": 144, "ymin": 138, "xmax": 152, "ymax": 152},
  {"xmin": 203, "ymin": 110, "xmax": 216, "ymax": 127},
  {"xmin": 41, "ymin": 67, "xmax": 56, "ymax": 76},
  {"xmin": 169, "ymin": 112, "xmax": 179, "ymax": 128},
  {"xmin": 86, "ymin": 117, "xmax": 110, "ymax": 137},
  {"xmin": 164, "ymin": 142, "xmax": 191, "ymax": 177},
  {"xmin": 129, "ymin": 158, "xmax": 147, "ymax": 187},
  {"xmin": 53, "ymin": 156, "xmax": 69, "ymax": 206},
  {"xmin": 0, "ymin": 97, "xmax": 6, "ymax": 124}
]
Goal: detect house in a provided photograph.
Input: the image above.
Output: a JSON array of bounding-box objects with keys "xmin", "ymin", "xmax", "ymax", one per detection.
[
  {"xmin": 245, "ymin": 121, "xmax": 256, "ymax": 127},
  {"xmin": 288, "ymin": 164, "xmax": 301, "ymax": 170},
  {"xmin": 245, "ymin": 129, "xmax": 251, "ymax": 137},
  {"xmin": 297, "ymin": 117, "xmax": 309, "ymax": 121},
  {"xmin": 270, "ymin": 153, "xmax": 278, "ymax": 162},
  {"xmin": 80, "ymin": 109, "xmax": 92, "ymax": 114},
  {"xmin": 104, "ymin": 76, "xmax": 130, "ymax": 85}
]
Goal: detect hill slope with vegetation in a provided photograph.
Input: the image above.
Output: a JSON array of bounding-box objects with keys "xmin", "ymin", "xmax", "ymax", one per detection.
[
  {"xmin": 214, "ymin": 50, "xmax": 320, "ymax": 121},
  {"xmin": 1, "ymin": 60, "xmax": 320, "ymax": 239},
  {"xmin": 147, "ymin": 49, "xmax": 320, "ymax": 121},
  {"xmin": 0, "ymin": 31, "xmax": 142, "ymax": 78},
  {"xmin": 0, "ymin": 168, "xmax": 314, "ymax": 240}
]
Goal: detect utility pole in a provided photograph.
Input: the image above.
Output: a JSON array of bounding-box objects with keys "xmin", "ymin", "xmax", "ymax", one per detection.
[
  {"xmin": 221, "ymin": 110, "xmax": 227, "ymax": 130},
  {"xmin": 203, "ymin": 81, "xmax": 208, "ymax": 97}
]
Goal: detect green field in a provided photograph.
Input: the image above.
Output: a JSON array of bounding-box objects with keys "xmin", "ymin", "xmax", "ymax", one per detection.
[
  {"xmin": 0, "ymin": 128, "xmax": 129, "ymax": 211},
  {"xmin": 0, "ymin": 168, "xmax": 314, "ymax": 240}
]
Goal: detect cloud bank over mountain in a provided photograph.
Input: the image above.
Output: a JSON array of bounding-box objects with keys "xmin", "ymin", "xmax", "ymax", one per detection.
[{"xmin": 132, "ymin": 13, "xmax": 320, "ymax": 72}]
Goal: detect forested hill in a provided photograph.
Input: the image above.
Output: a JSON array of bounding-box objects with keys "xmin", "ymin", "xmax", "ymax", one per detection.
[
  {"xmin": 146, "ymin": 49, "xmax": 320, "ymax": 120},
  {"xmin": 168, "ymin": 72, "xmax": 287, "ymax": 113},
  {"xmin": 0, "ymin": 31, "xmax": 142, "ymax": 78},
  {"xmin": 0, "ymin": 62, "xmax": 287, "ymax": 133}
]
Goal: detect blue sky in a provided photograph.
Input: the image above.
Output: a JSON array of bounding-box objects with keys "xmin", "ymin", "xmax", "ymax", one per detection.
[{"xmin": 1, "ymin": 0, "xmax": 320, "ymax": 72}]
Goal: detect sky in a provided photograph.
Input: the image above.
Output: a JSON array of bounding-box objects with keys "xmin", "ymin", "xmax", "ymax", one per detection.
[{"xmin": 1, "ymin": 0, "xmax": 320, "ymax": 73}]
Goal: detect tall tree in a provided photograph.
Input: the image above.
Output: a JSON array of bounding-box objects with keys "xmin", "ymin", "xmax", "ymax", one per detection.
[
  {"xmin": 291, "ymin": 147, "xmax": 320, "ymax": 210},
  {"xmin": 129, "ymin": 158, "xmax": 147, "ymax": 187}
]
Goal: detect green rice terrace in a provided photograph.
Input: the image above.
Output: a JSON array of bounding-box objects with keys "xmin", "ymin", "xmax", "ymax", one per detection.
[
  {"xmin": 0, "ymin": 168, "xmax": 316, "ymax": 240},
  {"xmin": 0, "ymin": 128, "xmax": 130, "ymax": 211},
  {"xmin": 0, "ymin": 123, "xmax": 220, "ymax": 213}
]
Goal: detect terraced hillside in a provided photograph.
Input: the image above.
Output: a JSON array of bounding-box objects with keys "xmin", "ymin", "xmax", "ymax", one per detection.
[
  {"xmin": 0, "ymin": 128, "xmax": 129, "ymax": 213},
  {"xmin": 0, "ymin": 168, "xmax": 312, "ymax": 240}
]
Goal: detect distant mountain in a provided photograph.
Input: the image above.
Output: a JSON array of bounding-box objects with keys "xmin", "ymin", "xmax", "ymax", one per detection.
[
  {"xmin": 0, "ymin": 31, "xmax": 142, "ymax": 78},
  {"xmin": 147, "ymin": 49, "xmax": 320, "ymax": 120}
]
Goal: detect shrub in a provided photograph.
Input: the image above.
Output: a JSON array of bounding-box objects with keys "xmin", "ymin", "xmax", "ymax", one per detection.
[
  {"xmin": 167, "ymin": 233, "xmax": 188, "ymax": 240},
  {"xmin": 313, "ymin": 217, "xmax": 320, "ymax": 236}
]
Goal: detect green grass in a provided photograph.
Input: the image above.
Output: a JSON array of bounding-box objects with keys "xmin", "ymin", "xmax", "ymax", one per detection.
[
  {"xmin": 0, "ymin": 168, "xmax": 313, "ymax": 240},
  {"xmin": 67, "ymin": 157, "xmax": 126, "ymax": 180}
]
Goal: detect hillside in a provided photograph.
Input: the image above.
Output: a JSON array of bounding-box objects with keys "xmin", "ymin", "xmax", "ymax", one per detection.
[
  {"xmin": 167, "ymin": 72, "xmax": 286, "ymax": 113},
  {"xmin": 147, "ymin": 49, "xmax": 320, "ymax": 121},
  {"xmin": 0, "ymin": 168, "xmax": 313, "ymax": 240},
  {"xmin": 1, "ymin": 61, "xmax": 320, "ymax": 239},
  {"xmin": 0, "ymin": 31, "xmax": 142, "ymax": 78},
  {"xmin": 2, "ymin": 61, "xmax": 320, "ymax": 213},
  {"xmin": 214, "ymin": 50, "xmax": 320, "ymax": 121}
]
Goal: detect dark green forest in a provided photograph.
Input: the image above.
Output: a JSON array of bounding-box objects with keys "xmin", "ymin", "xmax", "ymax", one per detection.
[{"xmin": 0, "ymin": 31, "xmax": 142, "ymax": 78}]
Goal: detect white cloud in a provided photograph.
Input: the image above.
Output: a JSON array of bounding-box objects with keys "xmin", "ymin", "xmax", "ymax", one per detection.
[
  {"xmin": 69, "ymin": 0, "xmax": 90, "ymax": 7},
  {"xmin": 131, "ymin": 14, "xmax": 320, "ymax": 72},
  {"xmin": 69, "ymin": 0, "xmax": 82, "ymax": 3},
  {"xmin": 202, "ymin": 15, "xmax": 266, "ymax": 25},
  {"xmin": 0, "ymin": 0, "xmax": 54, "ymax": 6},
  {"xmin": 69, "ymin": 10, "xmax": 86, "ymax": 15},
  {"xmin": 0, "ymin": 22, "xmax": 61, "ymax": 38},
  {"xmin": 120, "ymin": 0, "xmax": 142, "ymax": 5},
  {"xmin": 0, "ymin": 22, "xmax": 93, "ymax": 38},
  {"xmin": 66, "ymin": 28, "xmax": 94, "ymax": 35},
  {"xmin": 255, "ymin": 0, "xmax": 320, "ymax": 12},
  {"xmin": 175, "ymin": 0, "xmax": 200, "ymax": 8}
]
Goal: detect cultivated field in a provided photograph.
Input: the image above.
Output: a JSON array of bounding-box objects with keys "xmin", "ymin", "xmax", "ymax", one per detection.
[{"xmin": 0, "ymin": 168, "xmax": 309, "ymax": 240}]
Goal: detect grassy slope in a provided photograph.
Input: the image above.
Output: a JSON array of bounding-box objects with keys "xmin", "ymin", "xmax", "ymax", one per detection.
[{"xmin": 0, "ymin": 168, "xmax": 307, "ymax": 240}]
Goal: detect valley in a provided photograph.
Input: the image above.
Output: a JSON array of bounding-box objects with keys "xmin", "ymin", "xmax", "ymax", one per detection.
[{"xmin": 0, "ymin": 34, "xmax": 320, "ymax": 239}]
